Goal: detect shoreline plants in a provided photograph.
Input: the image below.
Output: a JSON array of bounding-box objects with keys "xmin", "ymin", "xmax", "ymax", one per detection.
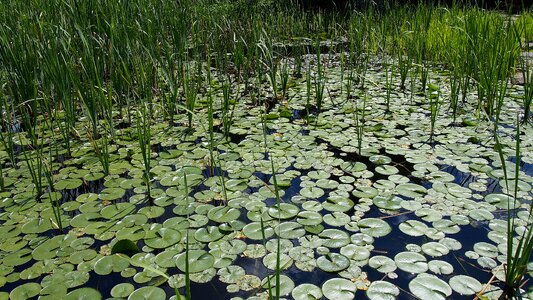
[{"xmin": 0, "ymin": 0, "xmax": 532, "ymax": 299}]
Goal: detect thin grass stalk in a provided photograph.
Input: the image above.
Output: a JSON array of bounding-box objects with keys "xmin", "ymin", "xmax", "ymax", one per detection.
[
  {"xmin": 494, "ymin": 114, "xmax": 533, "ymax": 298},
  {"xmin": 262, "ymin": 109, "xmax": 280, "ymax": 300},
  {"xmin": 43, "ymin": 149, "xmax": 63, "ymax": 232},
  {"xmin": 183, "ymin": 172, "xmax": 192, "ymax": 300},
  {"xmin": 136, "ymin": 104, "xmax": 152, "ymax": 201}
]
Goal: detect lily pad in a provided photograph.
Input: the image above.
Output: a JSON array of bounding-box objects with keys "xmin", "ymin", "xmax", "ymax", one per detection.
[
  {"xmin": 409, "ymin": 274, "xmax": 452, "ymax": 300},
  {"xmin": 322, "ymin": 278, "xmax": 357, "ymax": 300},
  {"xmin": 367, "ymin": 281, "xmax": 400, "ymax": 300}
]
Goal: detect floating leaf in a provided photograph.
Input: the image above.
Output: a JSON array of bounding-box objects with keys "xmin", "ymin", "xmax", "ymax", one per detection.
[
  {"xmin": 319, "ymin": 229, "xmax": 350, "ymax": 248},
  {"xmin": 409, "ymin": 274, "xmax": 451, "ymax": 300},
  {"xmin": 394, "ymin": 252, "xmax": 428, "ymax": 274},
  {"xmin": 65, "ymin": 287, "xmax": 102, "ymax": 300},
  {"xmin": 367, "ymin": 281, "xmax": 399, "ymax": 300},
  {"xmin": 261, "ymin": 274, "xmax": 295, "ymax": 296},
  {"xmin": 317, "ymin": 253, "xmax": 350, "ymax": 272},
  {"xmin": 175, "ymin": 250, "xmax": 214, "ymax": 273},
  {"xmin": 449, "ymin": 275, "xmax": 482, "ymax": 295},
  {"xmin": 128, "ymin": 286, "xmax": 165, "ymax": 300},
  {"xmin": 358, "ymin": 218, "xmax": 391, "ymax": 237},
  {"xmin": 292, "ymin": 283, "xmax": 322, "ymax": 300},
  {"xmin": 322, "ymin": 278, "xmax": 356, "ymax": 300},
  {"xmin": 369, "ymin": 255, "xmax": 397, "ymax": 273}
]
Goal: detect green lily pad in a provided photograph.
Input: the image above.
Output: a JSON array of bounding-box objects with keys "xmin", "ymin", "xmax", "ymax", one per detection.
[
  {"xmin": 449, "ymin": 275, "xmax": 482, "ymax": 295},
  {"xmin": 319, "ymin": 229, "xmax": 350, "ymax": 248},
  {"xmin": 292, "ymin": 283, "xmax": 323, "ymax": 300},
  {"xmin": 317, "ymin": 253, "xmax": 350, "ymax": 272},
  {"xmin": 94, "ymin": 255, "xmax": 130, "ymax": 275},
  {"xmin": 207, "ymin": 206, "xmax": 240, "ymax": 223},
  {"xmin": 128, "ymin": 286, "xmax": 165, "ymax": 300},
  {"xmin": 261, "ymin": 274, "xmax": 295, "ymax": 296},
  {"xmin": 65, "ymin": 288, "xmax": 102, "ymax": 300},
  {"xmin": 367, "ymin": 281, "xmax": 400, "ymax": 300},
  {"xmin": 409, "ymin": 274, "xmax": 452, "ymax": 300},
  {"xmin": 358, "ymin": 218, "xmax": 391, "ymax": 237},
  {"xmin": 322, "ymin": 278, "xmax": 356, "ymax": 300},
  {"xmin": 217, "ymin": 265, "xmax": 245, "ymax": 284},
  {"xmin": 9, "ymin": 282, "xmax": 41, "ymax": 299},
  {"xmin": 144, "ymin": 227, "xmax": 182, "ymax": 249},
  {"xmin": 369, "ymin": 255, "xmax": 397, "ymax": 273},
  {"xmin": 394, "ymin": 252, "xmax": 428, "ymax": 274},
  {"xmin": 175, "ymin": 250, "xmax": 214, "ymax": 273},
  {"xmin": 194, "ymin": 226, "xmax": 224, "ymax": 242}
]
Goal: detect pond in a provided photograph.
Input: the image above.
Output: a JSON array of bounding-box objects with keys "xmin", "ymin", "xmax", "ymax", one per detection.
[{"xmin": 1, "ymin": 53, "xmax": 532, "ymax": 300}]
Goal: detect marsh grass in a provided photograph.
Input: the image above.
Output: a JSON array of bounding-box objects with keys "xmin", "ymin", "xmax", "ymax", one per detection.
[
  {"xmin": 494, "ymin": 115, "xmax": 533, "ymax": 298},
  {"xmin": 135, "ymin": 103, "xmax": 152, "ymax": 201}
]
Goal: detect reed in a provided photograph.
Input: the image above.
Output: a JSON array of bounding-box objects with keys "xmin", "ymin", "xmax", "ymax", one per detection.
[{"xmin": 493, "ymin": 115, "xmax": 533, "ymax": 299}]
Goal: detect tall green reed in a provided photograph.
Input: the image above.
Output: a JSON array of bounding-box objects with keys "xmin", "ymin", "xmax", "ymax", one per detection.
[
  {"xmin": 494, "ymin": 115, "xmax": 533, "ymax": 299},
  {"xmin": 136, "ymin": 104, "xmax": 152, "ymax": 201}
]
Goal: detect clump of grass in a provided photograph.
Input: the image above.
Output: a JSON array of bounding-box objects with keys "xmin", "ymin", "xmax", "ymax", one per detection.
[{"xmin": 493, "ymin": 115, "xmax": 533, "ymax": 299}]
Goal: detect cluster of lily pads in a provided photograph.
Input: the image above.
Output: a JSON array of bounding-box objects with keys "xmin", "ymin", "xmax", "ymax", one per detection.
[{"xmin": 1, "ymin": 54, "xmax": 532, "ymax": 300}]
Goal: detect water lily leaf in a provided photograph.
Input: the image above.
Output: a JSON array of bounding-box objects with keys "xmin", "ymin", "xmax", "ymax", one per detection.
[
  {"xmin": 473, "ymin": 242, "xmax": 498, "ymax": 257},
  {"xmin": 99, "ymin": 187, "xmax": 126, "ymax": 201},
  {"xmin": 194, "ymin": 226, "xmax": 224, "ymax": 242},
  {"xmin": 432, "ymin": 219, "xmax": 460, "ymax": 234},
  {"xmin": 237, "ymin": 274, "xmax": 261, "ymax": 291},
  {"xmin": 9, "ymin": 282, "xmax": 40, "ymax": 299},
  {"xmin": 111, "ymin": 283, "xmax": 135, "ymax": 298},
  {"xmin": 367, "ymin": 281, "xmax": 399, "ymax": 300},
  {"xmin": 394, "ymin": 252, "xmax": 428, "ymax": 274},
  {"xmin": 340, "ymin": 245, "xmax": 370, "ymax": 261},
  {"xmin": 399, "ymin": 220, "xmax": 428, "ymax": 237},
  {"xmin": 101, "ymin": 202, "xmax": 135, "ymax": 220},
  {"xmin": 64, "ymin": 288, "xmax": 101, "ymax": 300},
  {"xmin": 243, "ymin": 222, "xmax": 274, "ymax": 240},
  {"xmin": 128, "ymin": 286, "xmax": 165, "ymax": 300},
  {"xmin": 319, "ymin": 229, "xmax": 350, "ymax": 248},
  {"xmin": 55, "ymin": 178, "xmax": 83, "ymax": 190},
  {"xmin": 207, "ymin": 206, "xmax": 240, "ymax": 223},
  {"xmin": 292, "ymin": 283, "xmax": 322, "ymax": 300},
  {"xmin": 323, "ymin": 212, "xmax": 350, "ymax": 226},
  {"xmin": 218, "ymin": 265, "xmax": 245, "ymax": 284},
  {"xmin": 421, "ymin": 242, "xmax": 449, "ymax": 257},
  {"xmin": 32, "ymin": 235, "xmax": 63, "ymax": 260},
  {"xmin": 301, "ymin": 186, "xmax": 325, "ymax": 198},
  {"xmin": 268, "ymin": 203, "xmax": 300, "ymax": 219},
  {"xmin": 484, "ymin": 193, "xmax": 520, "ymax": 209},
  {"xmin": 138, "ymin": 206, "xmax": 165, "ymax": 218},
  {"xmin": 449, "ymin": 275, "xmax": 482, "ymax": 295},
  {"xmin": 112, "ymin": 239, "xmax": 139, "ymax": 257},
  {"xmin": 358, "ymin": 218, "xmax": 391, "ymax": 237},
  {"xmin": 216, "ymin": 239, "xmax": 247, "ymax": 255},
  {"xmin": 396, "ymin": 183, "xmax": 427, "ymax": 198},
  {"xmin": 317, "ymin": 253, "xmax": 350, "ymax": 272},
  {"xmin": 409, "ymin": 274, "xmax": 452, "ymax": 300},
  {"xmin": 369, "ymin": 255, "xmax": 397, "ymax": 273},
  {"xmin": 322, "ymin": 278, "xmax": 356, "ymax": 300},
  {"xmin": 352, "ymin": 186, "xmax": 378, "ymax": 199},
  {"xmin": 275, "ymin": 222, "xmax": 305, "ymax": 239},
  {"xmin": 375, "ymin": 165, "xmax": 399, "ymax": 175},
  {"xmin": 373, "ymin": 194, "xmax": 402, "ymax": 210},
  {"xmin": 21, "ymin": 217, "xmax": 52, "ymax": 234},
  {"xmin": 428, "ymin": 260, "xmax": 454, "ymax": 275},
  {"xmin": 175, "ymin": 250, "xmax": 214, "ymax": 273},
  {"xmin": 144, "ymin": 227, "xmax": 182, "ymax": 249},
  {"xmin": 369, "ymin": 155, "xmax": 392, "ymax": 165},
  {"xmin": 323, "ymin": 195, "xmax": 354, "ymax": 212},
  {"xmin": 261, "ymin": 274, "xmax": 295, "ymax": 296},
  {"xmin": 94, "ymin": 254, "xmax": 130, "ymax": 275},
  {"xmin": 297, "ymin": 211, "xmax": 323, "ymax": 226}
]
